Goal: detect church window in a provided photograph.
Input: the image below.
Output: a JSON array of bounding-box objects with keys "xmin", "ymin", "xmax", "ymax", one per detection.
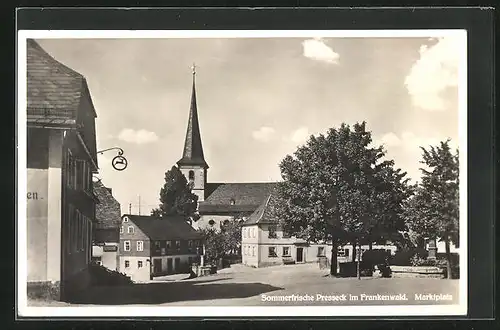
[
  {"xmin": 188, "ymin": 170, "xmax": 195, "ymax": 181},
  {"xmin": 208, "ymin": 219, "xmax": 215, "ymax": 226}
]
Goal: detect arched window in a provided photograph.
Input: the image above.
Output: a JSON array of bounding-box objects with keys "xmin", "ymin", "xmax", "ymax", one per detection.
[{"xmin": 188, "ymin": 170, "xmax": 195, "ymax": 181}]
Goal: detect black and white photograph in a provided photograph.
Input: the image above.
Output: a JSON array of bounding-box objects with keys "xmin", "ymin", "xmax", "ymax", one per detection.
[{"xmin": 18, "ymin": 29, "xmax": 467, "ymax": 317}]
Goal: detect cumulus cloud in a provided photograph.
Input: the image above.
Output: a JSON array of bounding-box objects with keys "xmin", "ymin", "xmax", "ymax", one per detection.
[
  {"xmin": 302, "ymin": 38, "xmax": 340, "ymax": 64},
  {"xmin": 287, "ymin": 126, "xmax": 310, "ymax": 144},
  {"xmin": 117, "ymin": 128, "xmax": 159, "ymax": 144},
  {"xmin": 379, "ymin": 132, "xmax": 402, "ymax": 147},
  {"xmin": 404, "ymin": 36, "xmax": 462, "ymax": 111},
  {"xmin": 252, "ymin": 126, "xmax": 275, "ymax": 142},
  {"xmin": 376, "ymin": 131, "xmax": 454, "ymax": 151}
]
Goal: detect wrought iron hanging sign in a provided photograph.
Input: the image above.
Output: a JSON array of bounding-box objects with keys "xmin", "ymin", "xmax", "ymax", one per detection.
[{"xmin": 97, "ymin": 147, "xmax": 128, "ymax": 171}]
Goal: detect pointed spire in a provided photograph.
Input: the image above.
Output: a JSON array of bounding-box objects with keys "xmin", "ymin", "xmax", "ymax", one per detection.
[{"xmin": 177, "ymin": 63, "xmax": 209, "ymax": 169}]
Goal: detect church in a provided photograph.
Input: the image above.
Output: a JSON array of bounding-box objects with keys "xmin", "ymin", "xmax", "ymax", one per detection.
[
  {"xmin": 175, "ymin": 68, "xmax": 398, "ymax": 267},
  {"xmin": 176, "ymin": 67, "xmax": 277, "ymax": 231}
]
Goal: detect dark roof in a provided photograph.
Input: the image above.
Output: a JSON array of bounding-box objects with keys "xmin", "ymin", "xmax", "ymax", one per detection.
[
  {"xmin": 94, "ymin": 181, "xmax": 121, "ymax": 230},
  {"xmin": 123, "ymin": 214, "xmax": 203, "ymax": 241},
  {"xmin": 200, "ymin": 182, "xmax": 277, "ymax": 213},
  {"xmin": 93, "ymin": 228, "xmax": 119, "ymax": 243},
  {"xmin": 242, "ymin": 194, "xmax": 278, "ymax": 226},
  {"xmin": 27, "ymin": 39, "xmax": 96, "ymax": 122},
  {"xmin": 177, "ymin": 73, "xmax": 208, "ymax": 169}
]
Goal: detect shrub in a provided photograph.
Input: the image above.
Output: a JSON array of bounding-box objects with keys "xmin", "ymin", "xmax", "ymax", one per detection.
[{"xmin": 390, "ymin": 248, "xmax": 429, "ymax": 266}]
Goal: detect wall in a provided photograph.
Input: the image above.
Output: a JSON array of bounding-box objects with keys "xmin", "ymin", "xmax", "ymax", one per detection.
[
  {"xmin": 179, "ymin": 166, "xmax": 206, "ymax": 202},
  {"xmin": 150, "ymin": 254, "xmax": 198, "ymax": 275},
  {"xmin": 241, "ymin": 225, "xmax": 259, "ymax": 266},
  {"xmin": 26, "ymin": 168, "xmax": 48, "ymax": 281},
  {"xmin": 197, "ymin": 214, "xmax": 236, "ymax": 231},
  {"xmin": 119, "ymin": 256, "xmax": 151, "ymax": 282},
  {"xmin": 92, "ymin": 244, "xmax": 119, "ymax": 271},
  {"xmin": 26, "ymin": 129, "xmax": 63, "ymax": 284}
]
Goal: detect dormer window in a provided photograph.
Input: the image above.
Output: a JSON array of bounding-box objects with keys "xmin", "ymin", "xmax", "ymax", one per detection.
[
  {"xmin": 123, "ymin": 216, "xmax": 129, "ymax": 223},
  {"xmin": 230, "ymin": 198, "xmax": 235, "ymax": 205}
]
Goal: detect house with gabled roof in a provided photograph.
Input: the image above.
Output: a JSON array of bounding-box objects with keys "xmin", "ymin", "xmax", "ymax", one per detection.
[
  {"xmin": 119, "ymin": 214, "xmax": 203, "ymax": 282},
  {"xmin": 92, "ymin": 180, "xmax": 121, "ymax": 271},
  {"xmin": 26, "ymin": 39, "xmax": 99, "ymax": 301},
  {"xmin": 175, "ymin": 67, "xmax": 277, "ymax": 231}
]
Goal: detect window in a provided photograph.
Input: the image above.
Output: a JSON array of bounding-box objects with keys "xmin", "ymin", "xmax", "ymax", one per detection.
[
  {"xmin": 137, "ymin": 241, "xmax": 144, "ymax": 251},
  {"xmin": 166, "ymin": 240, "xmax": 172, "ymax": 249},
  {"xmin": 283, "ymin": 246, "xmax": 291, "ymax": 257},
  {"xmin": 154, "ymin": 241, "xmax": 161, "ymax": 248},
  {"xmin": 252, "ymin": 246, "xmax": 255, "ymax": 256},
  {"xmin": 317, "ymin": 247, "xmax": 325, "ymax": 257},
  {"xmin": 123, "ymin": 216, "xmax": 129, "ymax": 222},
  {"xmin": 120, "ymin": 226, "xmax": 124, "ymax": 234},
  {"xmin": 188, "ymin": 170, "xmax": 195, "ymax": 181},
  {"xmin": 127, "ymin": 226, "xmax": 134, "ymax": 234},
  {"xmin": 124, "ymin": 241, "xmax": 131, "ymax": 251},
  {"xmin": 188, "ymin": 240, "xmax": 193, "ymax": 252},
  {"xmin": 344, "ymin": 248, "xmax": 350, "ymax": 257},
  {"xmin": 251, "ymin": 228, "xmax": 255, "ymax": 238},
  {"xmin": 208, "ymin": 219, "xmax": 215, "ymax": 226},
  {"xmin": 268, "ymin": 225, "xmax": 277, "ymax": 239},
  {"xmin": 268, "ymin": 247, "xmax": 277, "ymax": 258},
  {"xmin": 175, "ymin": 240, "xmax": 181, "ymax": 251},
  {"xmin": 124, "ymin": 260, "xmax": 130, "ymax": 268},
  {"xmin": 138, "ymin": 261, "xmax": 143, "ymax": 268},
  {"xmin": 243, "ymin": 228, "xmax": 246, "ymax": 238},
  {"xmin": 230, "ymin": 198, "xmax": 235, "ymax": 205}
]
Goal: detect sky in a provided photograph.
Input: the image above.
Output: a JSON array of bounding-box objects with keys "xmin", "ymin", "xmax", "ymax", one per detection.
[{"xmin": 35, "ymin": 35, "xmax": 462, "ymax": 215}]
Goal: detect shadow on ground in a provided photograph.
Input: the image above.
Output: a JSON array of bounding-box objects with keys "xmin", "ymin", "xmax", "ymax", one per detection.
[{"xmin": 70, "ymin": 277, "xmax": 283, "ymax": 305}]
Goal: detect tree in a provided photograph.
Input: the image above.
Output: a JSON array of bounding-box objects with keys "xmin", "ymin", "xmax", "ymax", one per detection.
[
  {"xmin": 200, "ymin": 228, "xmax": 225, "ymax": 266},
  {"xmin": 405, "ymin": 140, "xmax": 459, "ymax": 278},
  {"xmin": 151, "ymin": 165, "xmax": 199, "ymax": 222},
  {"xmin": 270, "ymin": 122, "xmax": 411, "ymax": 276},
  {"xmin": 220, "ymin": 220, "xmax": 243, "ymax": 256}
]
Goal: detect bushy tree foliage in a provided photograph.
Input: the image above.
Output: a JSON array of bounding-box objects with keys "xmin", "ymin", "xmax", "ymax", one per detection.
[
  {"xmin": 270, "ymin": 122, "xmax": 411, "ymax": 276},
  {"xmin": 151, "ymin": 165, "xmax": 199, "ymax": 222},
  {"xmin": 405, "ymin": 140, "xmax": 459, "ymax": 278}
]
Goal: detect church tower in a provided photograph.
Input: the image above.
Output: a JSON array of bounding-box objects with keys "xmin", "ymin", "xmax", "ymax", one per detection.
[{"xmin": 177, "ymin": 64, "xmax": 209, "ymax": 202}]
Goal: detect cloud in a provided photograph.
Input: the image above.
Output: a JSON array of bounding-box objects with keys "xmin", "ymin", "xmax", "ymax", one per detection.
[
  {"xmin": 288, "ymin": 126, "xmax": 310, "ymax": 144},
  {"xmin": 302, "ymin": 38, "xmax": 340, "ymax": 64},
  {"xmin": 379, "ymin": 132, "xmax": 402, "ymax": 147},
  {"xmin": 117, "ymin": 128, "xmax": 159, "ymax": 144},
  {"xmin": 252, "ymin": 126, "xmax": 275, "ymax": 142},
  {"xmin": 404, "ymin": 36, "xmax": 462, "ymax": 111}
]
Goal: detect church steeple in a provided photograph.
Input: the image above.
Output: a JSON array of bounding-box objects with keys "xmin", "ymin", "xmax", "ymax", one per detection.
[{"xmin": 177, "ymin": 63, "xmax": 209, "ymax": 169}]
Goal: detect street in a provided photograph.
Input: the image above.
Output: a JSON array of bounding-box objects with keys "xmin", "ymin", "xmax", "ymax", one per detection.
[{"xmin": 29, "ymin": 263, "xmax": 460, "ymax": 307}]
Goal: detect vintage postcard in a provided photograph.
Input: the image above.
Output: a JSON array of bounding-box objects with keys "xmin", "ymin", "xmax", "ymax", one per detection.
[{"xmin": 17, "ymin": 29, "xmax": 467, "ymax": 317}]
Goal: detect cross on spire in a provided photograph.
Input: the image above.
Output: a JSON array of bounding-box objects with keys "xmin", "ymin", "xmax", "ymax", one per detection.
[{"xmin": 191, "ymin": 62, "xmax": 197, "ymax": 75}]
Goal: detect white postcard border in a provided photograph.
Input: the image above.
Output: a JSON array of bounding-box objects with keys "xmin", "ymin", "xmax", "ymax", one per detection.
[{"xmin": 17, "ymin": 29, "xmax": 468, "ymax": 318}]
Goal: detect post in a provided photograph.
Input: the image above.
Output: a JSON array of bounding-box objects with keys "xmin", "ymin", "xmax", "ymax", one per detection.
[{"xmin": 357, "ymin": 241, "xmax": 361, "ymax": 280}]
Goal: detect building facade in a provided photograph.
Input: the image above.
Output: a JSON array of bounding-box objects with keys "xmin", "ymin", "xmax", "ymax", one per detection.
[
  {"xmin": 26, "ymin": 39, "xmax": 99, "ymax": 300},
  {"xmin": 241, "ymin": 194, "xmax": 398, "ymax": 268},
  {"xmin": 92, "ymin": 181, "xmax": 121, "ymax": 271},
  {"xmin": 119, "ymin": 215, "xmax": 203, "ymax": 282}
]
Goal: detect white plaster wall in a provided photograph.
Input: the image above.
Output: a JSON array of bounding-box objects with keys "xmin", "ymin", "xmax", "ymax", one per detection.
[
  {"xmin": 119, "ymin": 256, "xmax": 151, "ymax": 282},
  {"xmin": 179, "ymin": 167, "xmax": 205, "ymax": 202}
]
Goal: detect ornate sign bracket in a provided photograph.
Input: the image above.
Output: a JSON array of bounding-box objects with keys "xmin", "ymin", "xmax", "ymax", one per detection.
[{"xmin": 97, "ymin": 147, "xmax": 128, "ymax": 171}]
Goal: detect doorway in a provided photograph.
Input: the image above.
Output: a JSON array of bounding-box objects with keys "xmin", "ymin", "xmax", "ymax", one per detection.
[
  {"xmin": 167, "ymin": 258, "xmax": 173, "ymax": 274},
  {"xmin": 296, "ymin": 248, "xmax": 304, "ymax": 263},
  {"xmin": 153, "ymin": 259, "xmax": 162, "ymax": 274},
  {"xmin": 174, "ymin": 257, "xmax": 181, "ymax": 272}
]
